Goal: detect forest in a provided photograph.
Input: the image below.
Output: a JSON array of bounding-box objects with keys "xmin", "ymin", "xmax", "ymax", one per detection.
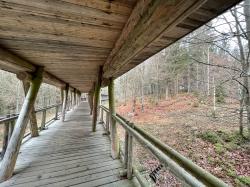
[
  {"xmin": 0, "ymin": 0, "xmax": 249, "ymax": 186},
  {"xmin": 113, "ymin": 1, "xmax": 250, "ymax": 186}
]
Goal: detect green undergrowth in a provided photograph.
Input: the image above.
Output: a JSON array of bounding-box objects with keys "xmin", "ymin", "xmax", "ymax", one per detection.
[
  {"xmin": 198, "ymin": 130, "xmax": 247, "ymax": 151},
  {"xmin": 198, "ymin": 130, "xmax": 249, "ymax": 186}
]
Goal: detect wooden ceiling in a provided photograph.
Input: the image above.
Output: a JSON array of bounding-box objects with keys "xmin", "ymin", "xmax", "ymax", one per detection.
[{"xmin": 0, "ymin": 0, "xmax": 242, "ymax": 92}]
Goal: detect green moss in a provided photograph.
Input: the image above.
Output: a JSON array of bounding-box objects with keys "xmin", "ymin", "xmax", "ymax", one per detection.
[
  {"xmin": 198, "ymin": 131, "xmax": 221, "ymax": 144},
  {"xmin": 238, "ymin": 176, "xmax": 250, "ymax": 185},
  {"xmin": 214, "ymin": 143, "xmax": 225, "ymax": 154},
  {"xmin": 227, "ymin": 169, "xmax": 236, "ymax": 177}
]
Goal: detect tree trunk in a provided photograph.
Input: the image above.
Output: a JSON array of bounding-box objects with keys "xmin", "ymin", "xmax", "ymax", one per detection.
[
  {"xmin": 108, "ymin": 77, "xmax": 119, "ymax": 159},
  {"xmin": 244, "ymin": 0, "xmax": 250, "ymax": 138},
  {"xmin": 22, "ymin": 81, "xmax": 39, "ymax": 137},
  {"xmin": 92, "ymin": 66, "xmax": 102, "ymax": 132},
  {"xmin": 0, "ymin": 67, "xmax": 43, "ymax": 182}
]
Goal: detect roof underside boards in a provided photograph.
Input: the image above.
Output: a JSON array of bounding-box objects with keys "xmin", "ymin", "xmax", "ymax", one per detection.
[{"xmin": 0, "ymin": 0, "xmax": 242, "ymax": 92}]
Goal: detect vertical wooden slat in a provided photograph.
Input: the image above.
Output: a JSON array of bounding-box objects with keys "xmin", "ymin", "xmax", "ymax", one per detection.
[
  {"xmin": 0, "ymin": 67, "xmax": 43, "ymax": 182},
  {"xmin": 61, "ymin": 84, "xmax": 69, "ymax": 122},
  {"xmin": 22, "ymin": 81, "xmax": 39, "ymax": 137},
  {"xmin": 54, "ymin": 105, "xmax": 59, "ymax": 120},
  {"xmin": 73, "ymin": 88, "xmax": 76, "ymax": 108},
  {"xmin": 1, "ymin": 119, "xmax": 10, "ymax": 159},
  {"xmin": 41, "ymin": 109, "xmax": 46, "ymax": 129},
  {"xmin": 124, "ymin": 131, "xmax": 129, "ymax": 168},
  {"xmin": 127, "ymin": 133, "xmax": 133, "ymax": 179},
  {"xmin": 108, "ymin": 77, "xmax": 119, "ymax": 159},
  {"xmin": 106, "ymin": 111, "xmax": 110, "ymax": 134},
  {"xmin": 92, "ymin": 66, "xmax": 103, "ymax": 132},
  {"xmin": 8, "ymin": 117, "xmax": 15, "ymax": 143},
  {"xmin": 100, "ymin": 108, "xmax": 104, "ymax": 123}
]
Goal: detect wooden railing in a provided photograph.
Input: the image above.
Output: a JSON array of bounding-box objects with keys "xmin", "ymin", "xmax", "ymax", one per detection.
[
  {"xmin": 0, "ymin": 104, "xmax": 62, "ymax": 157},
  {"xmin": 99, "ymin": 105, "xmax": 228, "ymax": 187}
]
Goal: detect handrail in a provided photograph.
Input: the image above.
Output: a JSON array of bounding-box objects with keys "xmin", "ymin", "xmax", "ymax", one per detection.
[
  {"xmin": 99, "ymin": 105, "xmax": 228, "ymax": 187},
  {"xmin": 0, "ymin": 103, "xmax": 62, "ymax": 124}
]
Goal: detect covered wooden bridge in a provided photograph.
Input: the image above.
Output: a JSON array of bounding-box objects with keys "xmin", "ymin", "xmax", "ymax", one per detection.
[{"xmin": 0, "ymin": 0, "xmax": 242, "ymax": 186}]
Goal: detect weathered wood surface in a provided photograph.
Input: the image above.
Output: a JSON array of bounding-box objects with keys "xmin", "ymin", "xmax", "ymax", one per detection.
[
  {"xmin": 0, "ymin": 0, "xmax": 240, "ymax": 92},
  {"xmin": 0, "ymin": 102, "xmax": 134, "ymax": 187}
]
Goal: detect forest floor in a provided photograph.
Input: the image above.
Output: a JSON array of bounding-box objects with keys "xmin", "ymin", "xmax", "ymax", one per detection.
[{"xmin": 116, "ymin": 93, "xmax": 250, "ymax": 187}]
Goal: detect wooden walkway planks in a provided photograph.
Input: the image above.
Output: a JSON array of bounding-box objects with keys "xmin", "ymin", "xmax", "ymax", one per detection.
[{"xmin": 0, "ymin": 102, "xmax": 134, "ymax": 187}]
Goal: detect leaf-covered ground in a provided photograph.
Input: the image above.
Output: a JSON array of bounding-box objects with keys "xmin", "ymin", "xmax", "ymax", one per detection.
[{"xmin": 116, "ymin": 94, "xmax": 250, "ymax": 186}]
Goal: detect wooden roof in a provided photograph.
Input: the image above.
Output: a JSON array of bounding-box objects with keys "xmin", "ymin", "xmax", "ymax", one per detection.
[{"xmin": 0, "ymin": 0, "xmax": 242, "ymax": 92}]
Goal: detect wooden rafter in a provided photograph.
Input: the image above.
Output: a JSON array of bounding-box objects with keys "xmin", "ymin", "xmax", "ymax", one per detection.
[
  {"xmin": 103, "ymin": 0, "xmax": 207, "ymax": 78},
  {"xmin": 0, "ymin": 47, "xmax": 79, "ymax": 92}
]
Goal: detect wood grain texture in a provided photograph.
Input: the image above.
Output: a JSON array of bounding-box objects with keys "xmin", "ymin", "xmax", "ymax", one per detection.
[
  {"xmin": 0, "ymin": 0, "xmax": 241, "ymax": 92},
  {"xmin": 0, "ymin": 102, "xmax": 134, "ymax": 187}
]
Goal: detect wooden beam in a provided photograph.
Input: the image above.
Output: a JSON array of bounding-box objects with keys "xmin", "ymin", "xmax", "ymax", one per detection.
[
  {"xmin": 0, "ymin": 47, "xmax": 70, "ymax": 89},
  {"xmin": 108, "ymin": 77, "xmax": 119, "ymax": 159},
  {"xmin": 103, "ymin": 0, "xmax": 206, "ymax": 78},
  {"xmin": 88, "ymin": 83, "xmax": 95, "ymax": 115},
  {"xmin": 22, "ymin": 81, "xmax": 39, "ymax": 137},
  {"xmin": 0, "ymin": 67, "xmax": 43, "ymax": 182},
  {"xmin": 61, "ymin": 83, "xmax": 69, "ymax": 122},
  {"xmin": 92, "ymin": 66, "xmax": 103, "ymax": 132}
]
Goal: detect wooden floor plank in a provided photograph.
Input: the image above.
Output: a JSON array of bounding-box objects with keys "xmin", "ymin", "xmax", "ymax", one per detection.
[{"xmin": 0, "ymin": 102, "xmax": 134, "ymax": 187}]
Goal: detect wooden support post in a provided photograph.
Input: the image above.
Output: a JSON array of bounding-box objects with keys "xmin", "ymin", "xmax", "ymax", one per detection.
[
  {"xmin": 8, "ymin": 117, "xmax": 15, "ymax": 143},
  {"xmin": 127, "ymin": 133, "xmax": 133, "ymax": 179},
  {"xmin": 22, "ymin": 81, "xmax": 39, "ymax": 137},
  {"xmin": 67, "ymin": 90, "xmax": 70, "ymax": 111},
  {"xmin": 108, "ymin": 77, "xmax": 119, "ymax": 159},
  {"xmin": 0, "ymin": 67, "xmax": 43, "ymax": 182},
  {"xmin": 92, "ymin": 67, "xmax": 103, "ymax": 132},
  {"xmin": 70, "ymin": 91, "xmax": 73, "ymax": 110},
  {"xmin": 54, "ymin": 105, "xmax": 59, "ymax": 120},
  {"xmin": 78, "ymin": 91, "xmax": 81, "ymax": 104},
  {"xmin": 61, "ymin": 84, "xmax": 69, "ymax": 122},
  {"xmin": 100, "ymin": 108, "xmax": 104, "ymax": 123},
  {"xmin": 124, "ymin": 131, "xmax": 129, "ymax": 168},
  {"xmin": 1, "ymin": 118, "xmax": 10, "ymax": 159},
  {"xmin": 106, "ymin": 111, "xmax": 110, "ymax": 134},
  {"xmin": 61, "ymin": 88, "xmax": 64, "ymax": 105},
  {"xmin": 73, "ymin": 88, "xmax": 76, "ymax": 108},
  {"xmin": 88, "ymin": 91, "xmax": 94, "ymax": 115},
  {"xmin": 41, "ymin": 109, "xmax": 46, "ymax": 130}
]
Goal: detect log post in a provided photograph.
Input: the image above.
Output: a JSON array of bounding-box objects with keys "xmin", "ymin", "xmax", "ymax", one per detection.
[
  {"xmin": 108, "ymin": 77, "xmax": 119, "ymax": 159},
  {"xmin": 88, "ymin": 90, "xmax": 94, "ymax": 115},
  {"xmin": 92, "ymin": 67, "xmax": 103, "ymax": 132},
  {"xmin": 54, "ymin": 105, "xmax": 59, "ymax": 120},
  {"xmin": 124, "ymin": 131, "xmax": 129, "ymax": 168},
  {"xmin": 100, "ymin": 108, "xmax": 104, "ymax": 123},
  {"xmin": 22, "ymin": 81, "xmax": 39, "ymax": 137},
  {"xmin": 73, "ymin": 88, "xmax": 76, "ymax": 108},
  {"xmin": 1, "ymin": 116, "xmax": 10, "ymax": 159},
  {"xmin": 127, "ymin": 133, "xmax": 133, "ymax": 179},
  {"xmin": 78, "ymin": 91, "xmax": 81, "ymax": 104},
  {"xmin": 0, "ymin": 67, "xmax": 43, "ymax": 182},
  {"xmin": 70, "ymin": 91, "xmax": 73, "ymax": 110},
  {"xmin": 41, "ymin": 109, "xmax": 46, "ymax": 130},
  {"xmin": 106, "ymin": 111, "xmax": 110, "ymax": 134},
  {"xmin": 8, "ymin": 116, "xmax": 15, "ymax": 143},
  {"xmin": 61, "ymin": 84, "xmax": 69, "ymax": 122},
  {"xmin": 67, "ymin": 90, "xmax": 70, "ymax": 111}
]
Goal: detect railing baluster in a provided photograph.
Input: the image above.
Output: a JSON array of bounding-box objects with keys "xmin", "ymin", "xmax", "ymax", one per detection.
[
  {"xmin": 41, "ymin": 109, "xmax": 46, "ymax": 130},
  {"xmin": 100, "ymin": 108, "xmax": 103, "ymax": 123},
  {"xmin": 55, "ymin": 105, "xmax": 59, "ymax": 120},
  {"xmin": 1, "ymin": 115, "xmax": 10, "ymax": 158},
  {"xmin": 106, "ymin": 111, "xmax": 110, "ymax": 134},
  {"xmin": 8, "ymin": 117, "xmax": 15, "ymax": 142},
  {"xmin": 127, "ymin": 133, "xmax": 133, "ymax": 179},
  {"xmin": 124, "ymin": 131, "xmax": 129, "ymax": 169}
]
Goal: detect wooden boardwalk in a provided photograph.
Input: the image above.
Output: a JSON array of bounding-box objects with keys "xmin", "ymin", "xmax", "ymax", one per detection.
[{"xmin": 0, "ymin": 102, "xmax": 134, "ymax": 187}]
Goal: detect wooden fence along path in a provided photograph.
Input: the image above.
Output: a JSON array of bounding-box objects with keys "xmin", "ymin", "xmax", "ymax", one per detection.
[{"xmin": 0, "ymin": 102, "xmax": 133, "ymax": 187}]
